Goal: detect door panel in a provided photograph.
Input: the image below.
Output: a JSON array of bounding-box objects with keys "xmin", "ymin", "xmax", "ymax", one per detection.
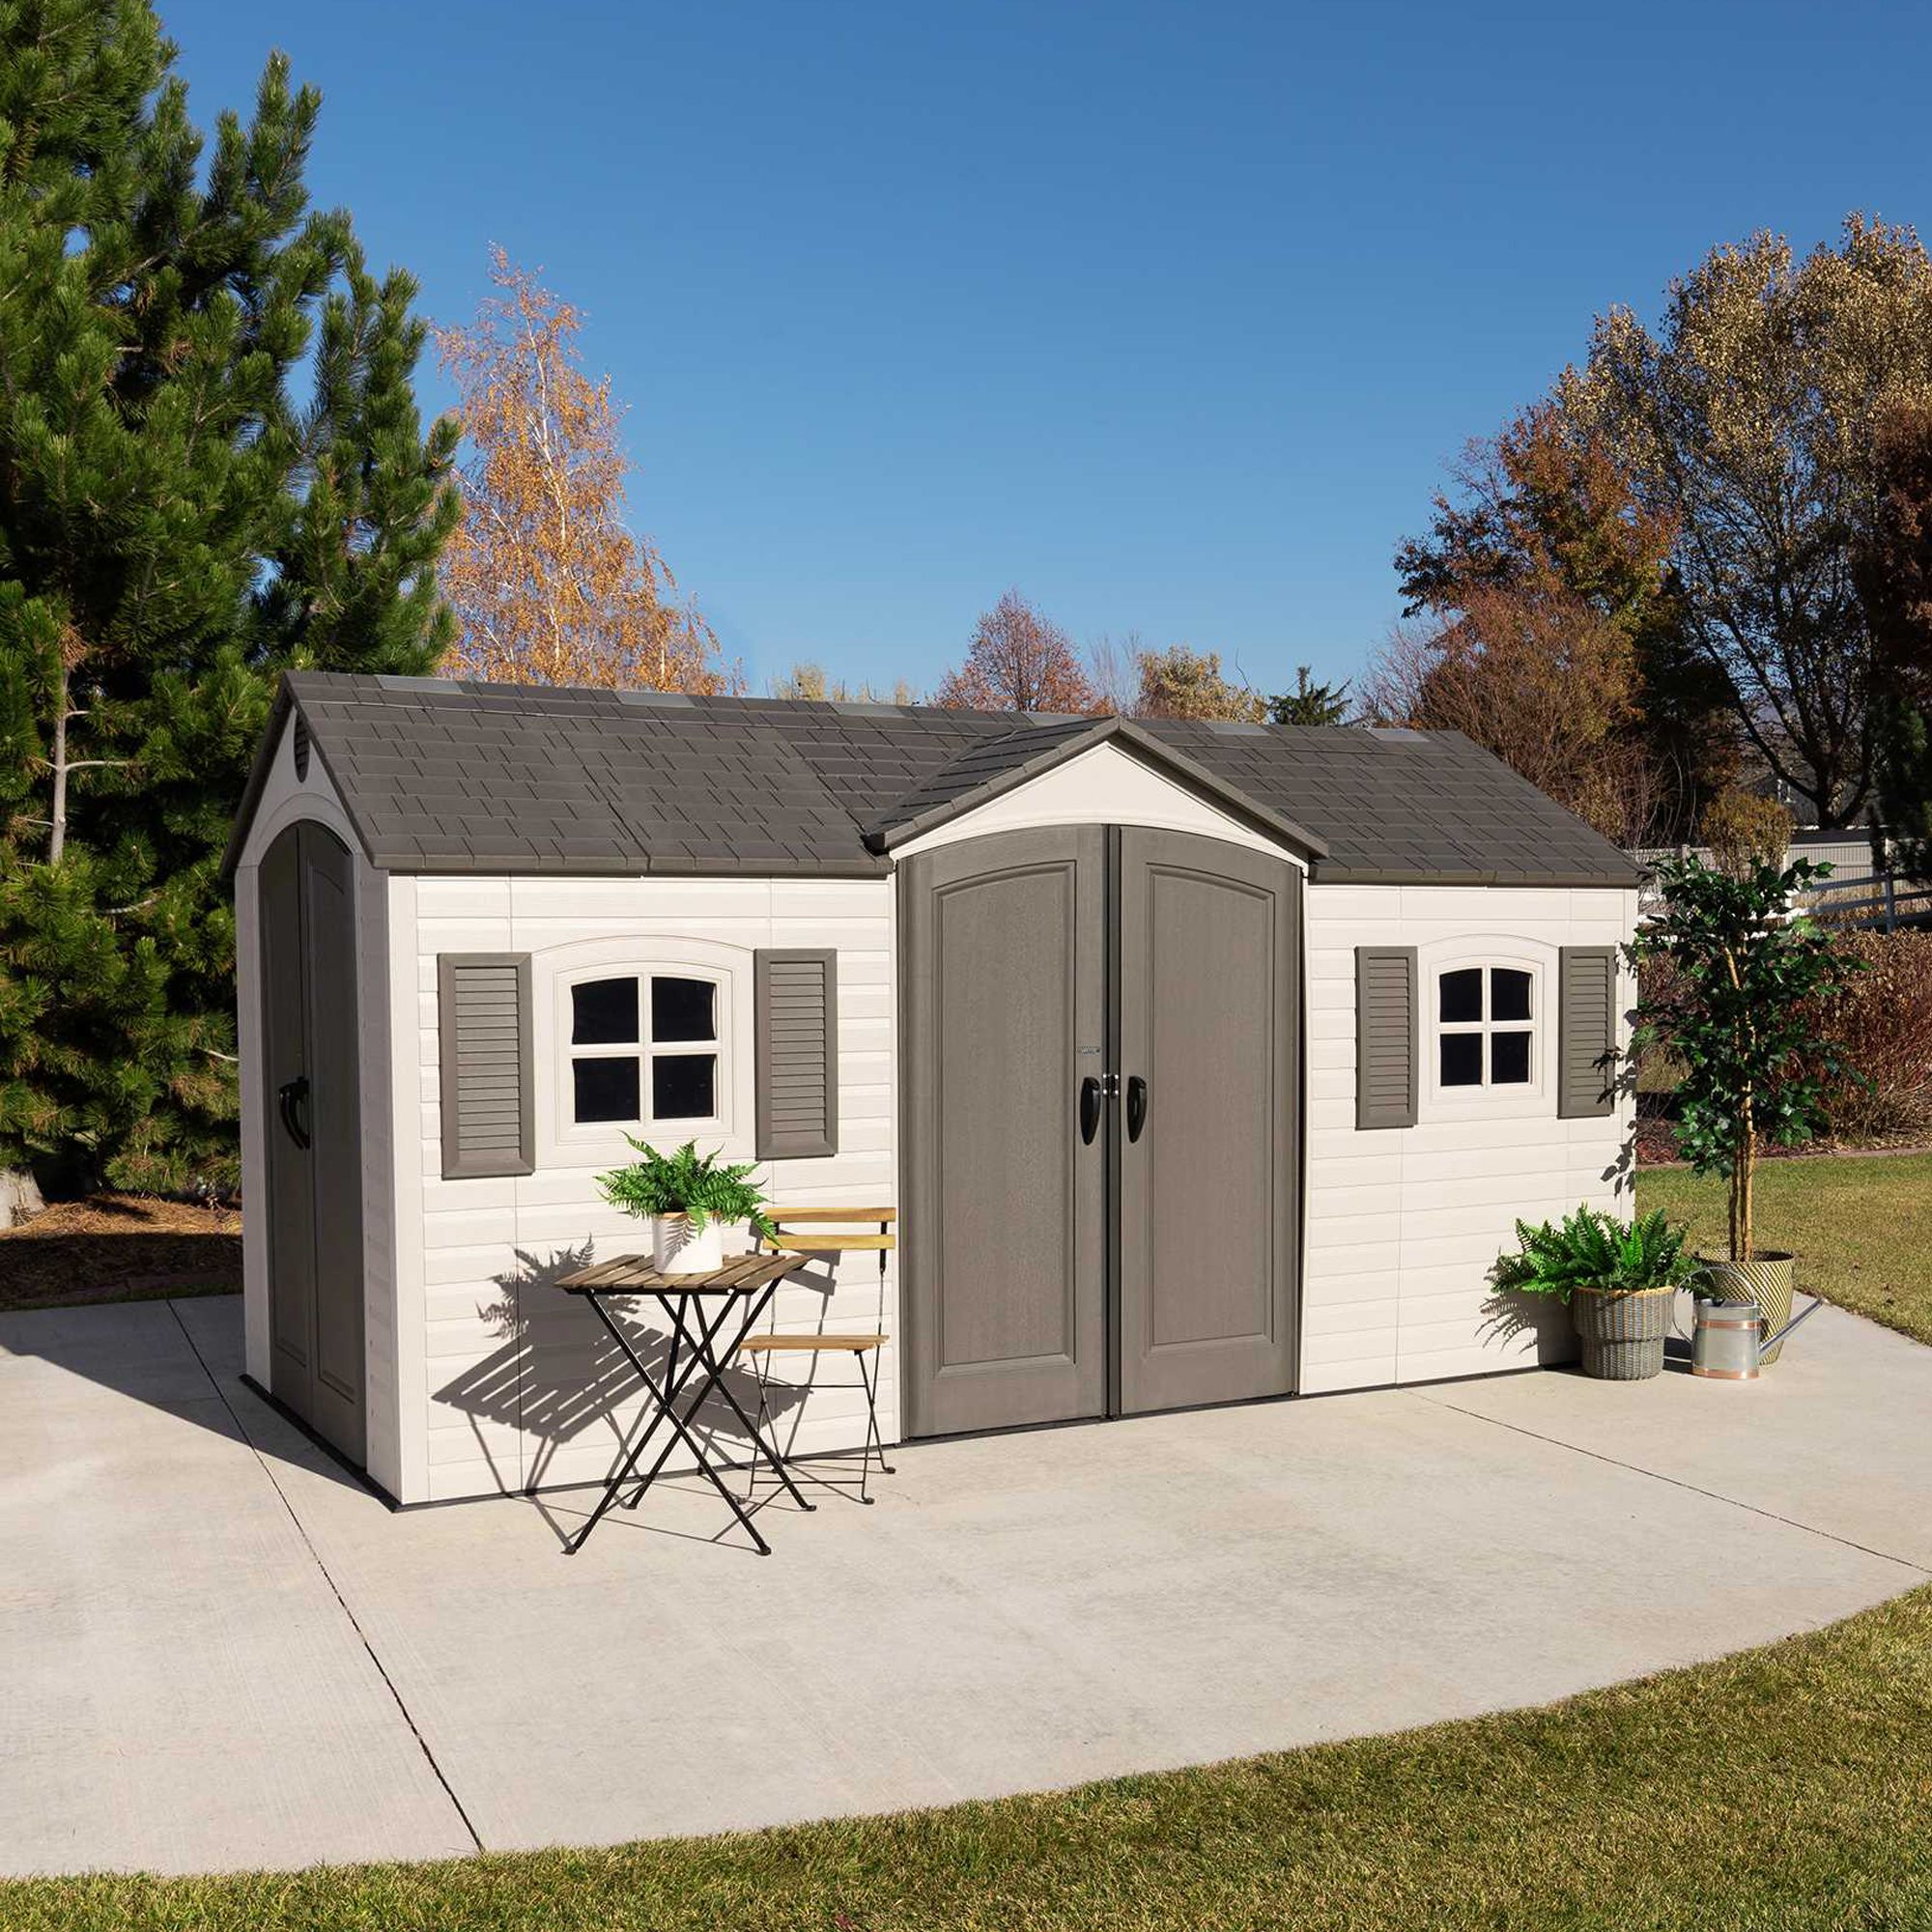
[
  {"xmin": 258, "ymin": 821, "xmax": 366, "ymax": 1465},
  {"xmin": 903, "ymin": 828, "xmax": 1107, "ymax": 1435},
  {"xmin": 1117, "ymin": 830, "xmax": 1297, "ymax": 1413},
  {"xmin": 300, "ymin": 825, "xmax": 366, "ymax": 1461},
  {"xmin": 261, "ymin": 829, "xmax": 315, "ymax": 1403}
]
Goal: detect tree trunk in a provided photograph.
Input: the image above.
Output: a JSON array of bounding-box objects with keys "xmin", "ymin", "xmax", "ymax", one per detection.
[
  {"xmin": 0, "ymin": 1168, "xmax": 44, "ymax": 1231},
  {"xmin": 48, "ymin": 655, "xmax": 69, "ymax": 865}
]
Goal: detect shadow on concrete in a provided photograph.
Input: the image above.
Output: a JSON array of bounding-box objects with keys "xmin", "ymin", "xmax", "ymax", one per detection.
[{"xmin": 433, "ymin": 1241, "xmax": 807, "ymax": 1514}]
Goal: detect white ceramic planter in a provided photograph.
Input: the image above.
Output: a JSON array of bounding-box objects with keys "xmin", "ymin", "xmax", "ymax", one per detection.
[{"xmin": 651, "ymin": 1213, "xmax": 724, "ymax": 1276}]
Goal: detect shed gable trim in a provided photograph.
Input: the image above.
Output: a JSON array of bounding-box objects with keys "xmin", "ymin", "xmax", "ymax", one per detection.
[{"xmin": 863, "ymin": 715, "xmax": 1329, "ymax": 860}]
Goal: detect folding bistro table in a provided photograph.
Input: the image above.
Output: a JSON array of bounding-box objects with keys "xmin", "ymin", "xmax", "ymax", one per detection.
[{"xmin": 556, "ymin": 1250, "xmax": 812, "ymax": 1555}]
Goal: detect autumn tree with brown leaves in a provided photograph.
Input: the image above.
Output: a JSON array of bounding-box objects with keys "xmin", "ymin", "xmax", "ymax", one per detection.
[
  {"xmin": 1132, "ymin": 645, "xmax": 1264, "ymax": 722},
  {"xmin": 934, "ymin": 590, "xmax": 1098, "ymax": 712},
  {"xmin": 1383, "ymin": 402, "xmax": 1732, "ymax": 843},
  {"xmin": 436, "ymin": 249, "xmax": 727, "ymax": 691},
  {"xmin": 1858, "ymin": 398, "xmax": 1932, "ymax": 875}
]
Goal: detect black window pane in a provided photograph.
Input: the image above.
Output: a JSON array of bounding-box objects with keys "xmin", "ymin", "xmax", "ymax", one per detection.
[
  {"xmin": 573, "ymin": 1056, "xmax": 640, "ymax": 1122},
  {"xmin": 1439, "ymin": 968, "xmax": 1483, "ymax": 1024},
  {"xmin": 651, "ymin": 976, "xmax": 716, "ymax": 1043},
  {"xmin": 1440, "ymin": 1032, "xmax": 1484, "ymax": 1086},
  {"xmin": 652, "ymin": 1053, "xmax": 717, "ymax": 1120},
  {"xmin": 1491, "ymin": 969, "xmax": 1532, "ymax": 1023},
  {"xmin": 572, "ymin": 978, "xmax": 638, "ymax": 1045},
  {"xmin": 1491, "ymin": 1031, "xmax": 1532, "ymax": 1085}
]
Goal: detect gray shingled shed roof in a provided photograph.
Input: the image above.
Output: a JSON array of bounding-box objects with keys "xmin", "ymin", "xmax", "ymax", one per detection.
[{"xmin": 223, "ymin": 672, "xmax": 1640, "ymax": 889}]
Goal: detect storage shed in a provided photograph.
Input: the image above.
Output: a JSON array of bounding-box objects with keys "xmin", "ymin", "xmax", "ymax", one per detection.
[{"xmin": 224, "ymin": 672, "xmax": 1640, "ymax": 1505}]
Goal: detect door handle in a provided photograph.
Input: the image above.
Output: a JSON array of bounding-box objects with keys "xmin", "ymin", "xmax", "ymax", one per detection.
[
  {"xmin": 1126, "ymin": 1075, "xmax": 1149, "ymax": 1143},
  {"xmin": 1079, "ymin": 1076, "xmax": 1103, "ymax": 1146},
  {"xmin": 278, "ymin": 1075, "xmax": 312, "ymax": 1151}
]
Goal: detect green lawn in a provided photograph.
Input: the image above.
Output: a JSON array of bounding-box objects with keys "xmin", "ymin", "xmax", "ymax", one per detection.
[
  {"xmin": 7, "ymin": 1586, "xmax": 1932, "ymax": 1932},
  {"xmin": 1639, "ymin": 1151, "xmax": 1932, "ymax": 1347}
]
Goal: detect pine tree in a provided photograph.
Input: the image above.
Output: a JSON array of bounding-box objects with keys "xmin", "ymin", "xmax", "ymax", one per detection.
[{"xmin": 0, "ymin": 2, "xmax": 459, "ymax": 1199}]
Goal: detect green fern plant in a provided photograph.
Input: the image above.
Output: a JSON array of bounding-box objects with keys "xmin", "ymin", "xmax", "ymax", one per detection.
[
  {"xmin": 596, "ymin": 1139, "xmax": 775, "ymax": 1239},
  {"xmin": 1493, "ymin": 1207, "xmax": 1704, "ymax": 1302}
]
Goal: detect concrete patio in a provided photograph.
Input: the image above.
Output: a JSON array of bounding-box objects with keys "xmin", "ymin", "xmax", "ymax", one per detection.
[{"xmin": 2, "ymin": 1292, "xmax": 1928, "ymax": 1877}]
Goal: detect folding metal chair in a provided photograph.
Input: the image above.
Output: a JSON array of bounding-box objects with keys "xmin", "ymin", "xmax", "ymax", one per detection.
[{"xmin": 740, "ymin": 1208, "xmax": 896, "ymax": 1504}]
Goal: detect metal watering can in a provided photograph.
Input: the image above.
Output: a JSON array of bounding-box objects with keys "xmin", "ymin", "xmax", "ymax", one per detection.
[{"xmin": 1690, "ymin": 1293, "xmax": 1823, "ymax": 1380}]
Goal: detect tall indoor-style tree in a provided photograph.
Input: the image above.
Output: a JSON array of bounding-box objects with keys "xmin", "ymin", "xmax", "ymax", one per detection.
[
  {"xmin": 0, "ymin": 1, "xmax": 459, "ymax": 1204},
  {"xmin": 436, "ymin": 249, "xmax": 727, "ymax": 692}
]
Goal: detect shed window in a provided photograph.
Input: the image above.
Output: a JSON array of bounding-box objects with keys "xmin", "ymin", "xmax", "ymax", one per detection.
[
  {"xmin": 1437, "ymin": 966, "xmax": 1534, "ymax": 1089},
  {"xmin": 567, "ymin": 974, "xmax": 723, "ymax": 1126}
]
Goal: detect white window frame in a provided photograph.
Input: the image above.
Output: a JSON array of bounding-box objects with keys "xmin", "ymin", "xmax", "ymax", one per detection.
[
  {"xmin": 566, "ymin": 970, "xmax": 726, "ymax": 1131},
  {"xmin": 534, "ymin": 936, "xmax": 755, "ymax": 1168},
  {"xmin": 1420, "ymin": 939, "xmax": 1551, "ymax": 1121}
]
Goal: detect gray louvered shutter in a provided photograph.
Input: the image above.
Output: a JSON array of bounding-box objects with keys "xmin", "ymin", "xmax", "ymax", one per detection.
[
  {"xmin": 437, "ymin": 953, "xmax": 534, "ymax": 1179},
  {"xmin": 1355, "ymin": 946, "xmax": 1418, "ymax": 1130},
  {"xmin": 1557, "ymin": 946, "xmax": 1618, "ymax": 1119},
  {"xmin": 755, "ymin": 949, "xmax": 838, "ymax": 1160}
]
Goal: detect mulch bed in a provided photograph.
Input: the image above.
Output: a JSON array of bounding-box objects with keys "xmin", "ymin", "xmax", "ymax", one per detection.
[{"xmin": 0, "ymin": 1193, "xmax": 242, "ymax": 1313}]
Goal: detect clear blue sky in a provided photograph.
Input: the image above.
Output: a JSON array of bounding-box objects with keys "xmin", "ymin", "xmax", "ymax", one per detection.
[{"xmin": 163, "ymin": 0, "xmax": 1929, "ymax": 698}]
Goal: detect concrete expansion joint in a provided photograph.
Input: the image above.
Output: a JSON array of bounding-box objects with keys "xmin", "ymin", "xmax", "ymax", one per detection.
[
  {"xmin": 164, "ymin": 1299, "xmax": 486, "ymax": 1854},
  {"xmin": 1408, "ymin": 1385, "xmax": 1932, "ymax": 1580}
]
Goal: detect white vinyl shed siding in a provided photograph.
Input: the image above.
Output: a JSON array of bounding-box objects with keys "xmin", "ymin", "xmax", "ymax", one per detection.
[
  {"xmin": 390, "ymin": 872, "xmax": 896, "ymax": 1504},
  {"xmin": 1301, "ymin": 883, "xmax": 1637, "ymax": 1393}
]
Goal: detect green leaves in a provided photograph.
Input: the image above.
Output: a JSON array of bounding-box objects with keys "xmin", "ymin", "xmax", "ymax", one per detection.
[
  {"xmin": 596, "ymin": 1140, "xmax": 775, "ymax": 1239},
  {"xmin": 0, "ymin": 1, "xmax": 458, "ymax": 1194},
  {"xmin": 1493, "ymin": 1206, "xmax": 1700, "ymax": 1301},
  {"xmin": 1632, "ymin": 854, "xmax": 1867, "ymax": 1258}
]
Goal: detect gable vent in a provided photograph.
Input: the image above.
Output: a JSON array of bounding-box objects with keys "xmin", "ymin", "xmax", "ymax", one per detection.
[{"xmin": 292, "ymin": 715, "xmax": 311, "ymax": 781}]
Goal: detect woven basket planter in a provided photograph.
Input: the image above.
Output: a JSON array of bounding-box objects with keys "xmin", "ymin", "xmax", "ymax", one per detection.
[
  {"xmin": 1571, "ymin": 1283, "xmax": 1673, "ymax": 1380},
  {"xmin": 1698, "ymin": 1253, "xmax": 1796, "ymax": 1367}
]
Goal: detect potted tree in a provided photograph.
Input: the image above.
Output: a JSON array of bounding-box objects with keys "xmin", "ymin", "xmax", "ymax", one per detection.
[
  {"xmin": 1632, "ymin": 855, "xmax": 1861, "ymax": 1363},
  {"xmin": 1494, "ymin": 1207, "xmax": 1702, "ymax": 1378},
  {"xmin": 596, "ymin": 1139, "xmax": 775, "ymax": 1276}
]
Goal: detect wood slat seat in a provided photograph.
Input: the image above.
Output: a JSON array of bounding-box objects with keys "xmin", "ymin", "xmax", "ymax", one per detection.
[
  {"xmin": 767, "ymin": 1206, "xmax": 896, "ymax": 1226},
  {"xmin": 738, "ymin": 1332, "xmax": 888, "ymax": 1353},
  {"xmin": 766, "ymin": 1231, "xmax": 895, "ymax": 1253}
]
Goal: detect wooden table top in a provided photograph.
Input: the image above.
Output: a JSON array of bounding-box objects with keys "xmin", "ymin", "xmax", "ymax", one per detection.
[{"xmin": 558, "ymin": 1252, "xmax": 808, "ymax": 1296}]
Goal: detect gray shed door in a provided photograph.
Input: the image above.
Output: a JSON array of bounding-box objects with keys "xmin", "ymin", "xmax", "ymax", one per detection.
[
  {"xmin": 1117, "ymin": 830, "xmax": 1297, "ymax": 1414},
  {"xmin": 260, "ymin": 821, "xmax": 366, "ymax": 1465},
  {"xmin": 901, "ymin": 825, "xmax": 1298, "ymax": 1437},
  {"xmin": 902, "ymin": 827, "xmax": 1108, "ymax": 1435}
]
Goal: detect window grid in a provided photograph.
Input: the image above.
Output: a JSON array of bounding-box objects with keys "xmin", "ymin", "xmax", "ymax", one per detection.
[
  {"xmin": 1437, "ymin": 966, "xmax": 1535, "ymax": 1091},
  {"xmin": 567, "ymin": 974, "xmax": 723, "ymax": 1127}
]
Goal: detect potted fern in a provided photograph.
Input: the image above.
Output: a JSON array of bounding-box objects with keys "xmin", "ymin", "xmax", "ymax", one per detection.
[
  {"xmin": 596, "ymin": 1139, "xmax": 775, "ymax": 1276},
  {"xmin": 1493, "ymin": 1207, "xmax": 1703, "ymax": 1379}
]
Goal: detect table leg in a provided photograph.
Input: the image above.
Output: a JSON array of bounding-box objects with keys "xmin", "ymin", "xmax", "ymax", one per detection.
[
  {"xmin": 678, "ymin": 1288, "xmax": 815, "ymax": 1513},
  {"xmin": 622, "ymin": 1286, "xmax": 805, "ymax": 1516},
  {"xmin": 563, "ymin": 1294, "xmax": 772, "ymax": 1556}
]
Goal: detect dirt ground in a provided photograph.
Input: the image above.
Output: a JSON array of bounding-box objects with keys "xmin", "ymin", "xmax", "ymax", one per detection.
[{"xmin": 0, "ymin": 1194, "xmax": 241, "ymax": 1313}]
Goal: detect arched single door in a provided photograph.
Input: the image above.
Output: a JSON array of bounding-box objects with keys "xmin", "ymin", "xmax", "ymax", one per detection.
[
  {"xmin": 901, "ymin": 824, "xmax": 1299, "ymax": 1436},
  {"xmin": 259, "ymin": 821, "xmax": 366, "ymax": 1464}
]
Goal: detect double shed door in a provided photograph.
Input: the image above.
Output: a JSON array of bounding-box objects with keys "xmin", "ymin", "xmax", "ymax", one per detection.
[
  {"xmin": 259, "ymin": 820, "xmax": 367, "ymax": 1465},
  {"xmin": 903, "ymin": 825, "xmax": 1298, "ymax": 1437}
]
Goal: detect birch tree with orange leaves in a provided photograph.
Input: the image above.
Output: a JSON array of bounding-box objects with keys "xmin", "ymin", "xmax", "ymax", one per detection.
[{"xmin": 436, "ymin": 249, "xmax": 728, "ymax": 690}]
